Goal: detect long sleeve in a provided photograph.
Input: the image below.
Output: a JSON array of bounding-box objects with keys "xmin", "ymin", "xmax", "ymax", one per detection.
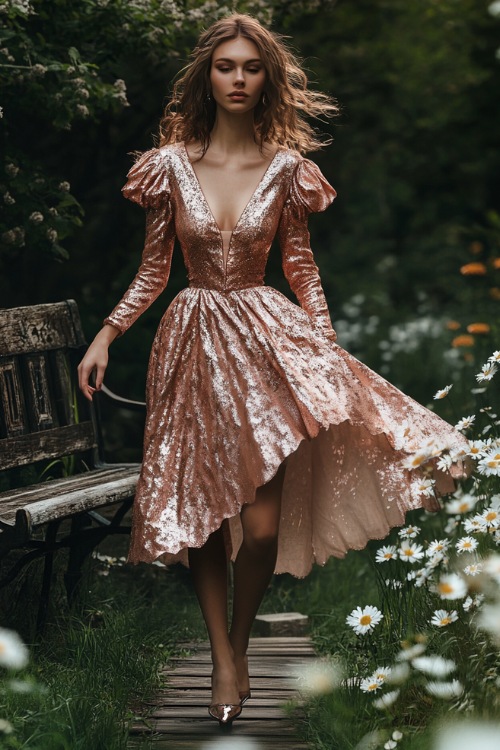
[
  {"xmin": 277, "ymin": 157, "xmax": 337, "ymax": 343},
  {"xmin": 103, "ymin": 149, "xmax": 176, "ymax": 336}
]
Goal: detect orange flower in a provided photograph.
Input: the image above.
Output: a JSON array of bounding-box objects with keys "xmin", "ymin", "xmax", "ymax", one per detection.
[
  {"xmin": 460, "ymin": 262, "xmax": 487, "ymax": 276},
  {"xmin": 446, "ymin": 320, "xmax": 461, "ymax": 331},
  {"xmin": 452, "ymin": 335, "xmax": 475, "ymax": 347},
  {"xmin": 469, "ymin": 241, "xmax": 483, "ymax": 255},
  {"xmin": 492, "ymin": 258, "xmax": 500, "ymax": 270},
  {"xmin": 489, "ymin": 287, "xmax": 500, "ymax": 300},
  {"xmin": 467, "ymin": 323, "xmax": 490, "ymax": 334}
]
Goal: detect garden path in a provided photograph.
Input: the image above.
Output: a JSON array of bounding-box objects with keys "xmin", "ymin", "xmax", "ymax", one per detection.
[{"xmin": 127, "ymin": 635, "xmax": 315, "ymax": 749}]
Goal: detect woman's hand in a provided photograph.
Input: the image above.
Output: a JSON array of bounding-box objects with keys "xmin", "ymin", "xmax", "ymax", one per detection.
[{"xmin": 77, "ymin": 324, "xmax": 120, "ymax": 401}]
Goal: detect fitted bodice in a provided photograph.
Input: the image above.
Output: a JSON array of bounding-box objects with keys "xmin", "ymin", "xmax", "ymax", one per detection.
[
  {"xmin": 168, "ymin": 143, "xmax": 293, "ymax": 291},
  {"xmin": 104, "ymin": 141, "xmax": 338, "ymax": 342}
]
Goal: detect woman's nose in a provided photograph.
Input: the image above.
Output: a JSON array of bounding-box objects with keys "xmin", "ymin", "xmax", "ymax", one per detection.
[{"xmin": 234, "ymin": 68, "xmax": 245, "ymax": 85}]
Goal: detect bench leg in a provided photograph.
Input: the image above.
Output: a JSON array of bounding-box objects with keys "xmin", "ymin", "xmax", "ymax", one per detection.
[
  {"xmin": 36, "ymin": 520, "xmax": 62, "ymax": 638},
  {"xmin": 63, "ymin": 513, "xmax": 95, "ymax": 609}
]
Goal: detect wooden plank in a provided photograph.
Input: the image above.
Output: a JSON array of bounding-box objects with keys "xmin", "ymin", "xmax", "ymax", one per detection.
[
  {"xmin": 0, "ymin": 422, "xmax": 97, "ymax": 471},
  {"xmin": 0, "ymin": 465, "xmax": 138, "ymax": 505},
  {"xmin": 16, "ymin": 472, "xmax": 139, "ymax": 527},
  {"xmin": 128, "ymin": 636, "xmax": 315, "ymax": 747},
  {"xmin": 0, "ymin": 300, "xmax": 85, "ymax": 356}
]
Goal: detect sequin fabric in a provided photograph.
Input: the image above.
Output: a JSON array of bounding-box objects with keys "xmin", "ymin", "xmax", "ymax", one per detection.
[{"xmin": 104, "ymin": 142, "xmax": 472, "ymax": 577}]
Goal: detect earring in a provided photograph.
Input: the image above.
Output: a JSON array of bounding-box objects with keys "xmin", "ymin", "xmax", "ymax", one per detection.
[
  {"xmin": 206, "ymin": 91, "xmax": 213, "ymax": 101},
  {"xmin": 261, "ymin": 92, "xmax": 268, "ymax": 105}
]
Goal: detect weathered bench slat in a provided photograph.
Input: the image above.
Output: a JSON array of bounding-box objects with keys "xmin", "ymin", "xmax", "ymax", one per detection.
[
  {"xmin": 1, "ymin": 471, "xmax": 140, "ymax": 528},
  {"xmin": 0, "ymin": 466, "xmax": 137, "ymax": 505},
  {"xmin": 0, "ymin": 422, "xmax": 96, "ymax": 470},
  {"xmin": 0, "ymin": 300, "xmax": 85, "ymax": 356}
]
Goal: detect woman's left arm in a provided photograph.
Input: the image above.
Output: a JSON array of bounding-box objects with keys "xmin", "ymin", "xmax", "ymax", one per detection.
[{"xmin": 277, "ymin": 157, "xmax": 337, "ymax": 343}]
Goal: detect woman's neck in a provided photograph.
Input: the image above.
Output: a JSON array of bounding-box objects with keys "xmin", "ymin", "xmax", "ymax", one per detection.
[{"xmin": 209, "ymin": 108, "xmax": 258, "ymax": 156}]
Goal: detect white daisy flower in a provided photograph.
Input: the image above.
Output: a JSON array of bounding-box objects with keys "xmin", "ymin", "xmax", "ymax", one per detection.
[
  {"xmin": 431, "ymin": 609, "xmax": 459, "ymax": 627},
  {"xmin": 425, "ymin": 679, "xmax": 464, "ymax": 699},
  {"xmin": 360, "ymin": 676, "xmax": 384, "ymax": 693},
  {"xmin": 394, "ymin": 420, "xmax": 414, "ymax": 450},
  {"xmin": 399, "ymin": 540, "xmax": 425, "ymax": 563},
  {"xmin": 479, "ymin": 507, "xmax": 500, "ymax": 529},
  {"xmin": 412, "ymin": 655, "xmax": 456, "ymax": 677},
  {"xmin": 403, "ymin": 452, "xmax": 431, "ymax": 470},
  {"xmin": 0, "ymin": 628, "xmax": 29, "ymax": 670},
  {"xmin": 384, "ymin": 741, "xmax": 397, "ymax": 749},
  {"xmin": 427, "ymin": 539, "xmax": 449, "ymax": 557},
  {"xmin": 392, "ymin": 731, "xmax": 403, "ymax": 742},
  {"xmin": 477, "ymin": 450, "xmax": 500, "ymax": 476},
  {"xmin": 467, "ymin": 439, "xmax": 492, "ymax": 458},
  {"xmin": 476, "ymin": 362, "xmax": 497, "ymax": 382},
  {"xmin": 370, "ymin": 666, "xmax": 391, "ymax": 682},
  {"xmin": 463, "ymin": 517, "xmax": 484, "ymax": 534},
  {"xmin": 456, "ymin": 536, "xmax": 479, "ymax": 554},
  {"xmin": 373, "ymin": 689, "xmax": 400, "ymax": 710},
  {"xmin": 444, "ymin": 516, "xmax": 460, "ymax": 534},
  {"xmin": 413, "ymin": 567, "xmax": 433, "ymax": 587},
  {"xmin": 455, "ymin": 415, "xmax": 476, "ymax": 432},
  {"xmin": 395, "ymin": 643, "xmax": 426, "ymax": 662},
  {"xmin": 398, "ymin": 525, "xmax": 421, "ymax": 539},
  {"xmin": 375, "ymin": 545, "xmax": 398, "ymax": 563},
  {"xmin": 436, "ymin": 573, "xmax": 468, "ymax": 600},
  {"xmin": 489, "ymin": 350, "xmax": 500, "ymax": 363},
  {"xmin": 346, "ymin": 605, "xmax": 384, "ymax": 635},
  {"xmin": 434, "ymin": 384, "xmax": 453, "ymax": 399},
  {"xmin": 437, "ymin": 453, "xmax": 453, "ymax": 471},
  {"xmin": 464, "ymin": 563, "xmax": 482, "ymax": 577},
  {"xmin": 411, "ymin": 478, "xmax": 436, "ymax": 498},
  {"xmin": 445, "ymin": 494, "xmax": 478, "ymax": 514},
  {"xmin": 463, "ymin": 594, "xmax": 484, "ymax": 612}
]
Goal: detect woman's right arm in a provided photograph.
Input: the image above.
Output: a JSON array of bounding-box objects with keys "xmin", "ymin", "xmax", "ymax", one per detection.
[{"xmin": 77, "ymin": 323, "xmax": 120, "ymax": 401}]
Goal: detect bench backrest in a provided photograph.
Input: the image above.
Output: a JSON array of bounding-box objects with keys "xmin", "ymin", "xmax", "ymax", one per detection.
[{"xmin": 0, "ymin": 300, "xmax": 98, "ymax": 471}]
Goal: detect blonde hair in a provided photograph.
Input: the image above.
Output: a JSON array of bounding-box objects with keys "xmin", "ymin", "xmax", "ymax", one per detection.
[{"xmin": 158, "ymin": 13, "xmax": 339, "ymax": 155}]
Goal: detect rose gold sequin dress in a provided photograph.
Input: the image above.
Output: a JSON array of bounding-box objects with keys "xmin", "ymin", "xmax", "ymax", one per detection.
[{"xmin": 104, "ymin": 142, "xmax": 472, "ymax": 578}]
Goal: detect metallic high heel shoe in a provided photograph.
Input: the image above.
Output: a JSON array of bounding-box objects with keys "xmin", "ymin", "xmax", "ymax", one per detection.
[{"xmin": 208, "ymin": 702, "xmax": 242, "ymax": 726}]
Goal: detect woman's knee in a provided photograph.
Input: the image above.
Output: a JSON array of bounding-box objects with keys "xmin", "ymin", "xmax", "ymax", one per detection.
[{"xmin": 242, "ymin": 518, "xmax": 280, "ymax": 553}]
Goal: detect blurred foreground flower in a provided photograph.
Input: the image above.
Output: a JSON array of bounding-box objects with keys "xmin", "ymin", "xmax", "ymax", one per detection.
[
  {"xmin": 425, "ymin": 680, "xmax": 464, "ymax": 699},
  {"xmin": 435, "ymin": 721, "xmax": 500, "ymax": 750},
  {"xmin": 0, "ymin": 628, "xmax": 29, "ymax": 670},
  {"xmin": 436, "ymin": 574, "xmax": 468, "ymax": 600},
  {"xmin": 466, "ymin": 323, "xmax": 490, "ymax": 334},
  {"xmin": 459, "ymin": 262, "xmax": 487, "ymax": 275},
  {"xmin": 373, "ymin": 689, "xmax": 400, "ymax": 710},
  {"xmin": 412, "ymin": 655, "xmax": 456, "ymax": 678},
  {"xmin": 292, "ymin": 658, "xmax": 343, "ymax": 695},
  {"xmin": 346, "ymin": 605, "xmax": 383, "ymax": 635}
]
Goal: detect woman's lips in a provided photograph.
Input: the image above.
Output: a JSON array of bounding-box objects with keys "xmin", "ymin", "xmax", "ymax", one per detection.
[{"xmin": 228, "ymin": 92, "xmax": 248, "ymax": 100}]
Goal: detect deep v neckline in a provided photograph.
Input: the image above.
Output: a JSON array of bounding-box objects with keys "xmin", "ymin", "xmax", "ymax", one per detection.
[{"xmin": 181, "ymin": 142, "xmax": 281, "ymax": 235}]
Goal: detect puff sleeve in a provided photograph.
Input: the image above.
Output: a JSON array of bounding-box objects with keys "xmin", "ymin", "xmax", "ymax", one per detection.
[
  {"xmin": 277, "ymin": 157, "xmax": 337, "ymax": 343},
  {"xmin": 103, "ymin": 149, "xmax": 176, "ymax": 336}
]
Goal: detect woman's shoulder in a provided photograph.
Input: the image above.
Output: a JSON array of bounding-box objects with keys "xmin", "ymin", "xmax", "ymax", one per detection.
[{"xmin": 278, "ymin": 148, "xmax": 336, "ymax": 214}]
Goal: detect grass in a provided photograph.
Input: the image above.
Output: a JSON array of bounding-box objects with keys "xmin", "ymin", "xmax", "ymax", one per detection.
[{"xmin": 0, "ymin": 541, "xmax": 205, "ymax": 749}]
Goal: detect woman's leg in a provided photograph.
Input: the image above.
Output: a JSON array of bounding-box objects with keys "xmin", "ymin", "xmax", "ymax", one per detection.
[
  {"xmin": 188, "ymin": 526, "xmax": 240, "ymax": 706},
  {"xmin": 229, "ymin": 459, "xmax": 287, "ymax": 695}
]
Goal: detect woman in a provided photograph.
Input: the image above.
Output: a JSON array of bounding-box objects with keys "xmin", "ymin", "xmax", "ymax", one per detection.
[{"xmin": 78, "ymin": 13, "xmax": 472, "ymax": 726}]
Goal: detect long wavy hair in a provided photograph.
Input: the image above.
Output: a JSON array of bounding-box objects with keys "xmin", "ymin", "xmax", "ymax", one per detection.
[{"xmin": 158, "ymin": 13, "xmax": 339, "ymax": 155}]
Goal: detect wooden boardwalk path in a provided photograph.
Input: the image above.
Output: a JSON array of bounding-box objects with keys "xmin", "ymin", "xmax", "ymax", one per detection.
[{"xmin": 128, "ymin": 636, "xmax": 315, "ymax": 749}]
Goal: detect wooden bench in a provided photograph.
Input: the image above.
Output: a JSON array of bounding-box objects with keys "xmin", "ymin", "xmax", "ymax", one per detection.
[{"xmin": 0, "ymin": 300, "xmax": 144, "ymax": 635}]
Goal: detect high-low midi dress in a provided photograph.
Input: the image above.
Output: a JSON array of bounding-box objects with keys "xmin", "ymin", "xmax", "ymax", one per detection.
[{"xmin": 104, "ymin": 142, "xmax": 472, "ymax": 578}]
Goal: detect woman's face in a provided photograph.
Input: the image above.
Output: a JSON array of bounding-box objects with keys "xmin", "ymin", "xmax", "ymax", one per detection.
[{"xmin": 210, "ymin": 36, "xmax": 266, "ymax": 114}]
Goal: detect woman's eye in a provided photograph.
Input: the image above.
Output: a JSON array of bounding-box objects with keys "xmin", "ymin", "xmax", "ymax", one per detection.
[{"xmin": 247, "ymin": 68, "xmax": 261, "ymax": 74}]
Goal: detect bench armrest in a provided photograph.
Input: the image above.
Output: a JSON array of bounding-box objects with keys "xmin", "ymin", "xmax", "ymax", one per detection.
[{"xmin": 99, "ymin": 384, "xmax": 146, "ymax": 413}]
